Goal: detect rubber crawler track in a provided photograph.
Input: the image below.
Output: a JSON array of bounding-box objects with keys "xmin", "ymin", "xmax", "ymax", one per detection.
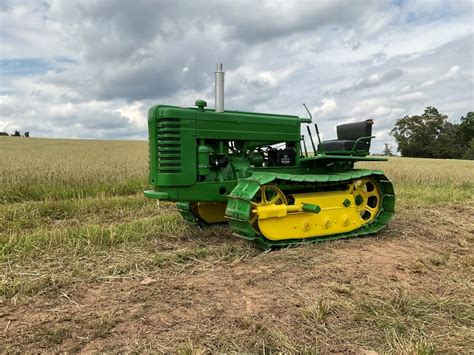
[{"xmin": 225, "ymin": 169, "xmax": 395, "ymax": 249}]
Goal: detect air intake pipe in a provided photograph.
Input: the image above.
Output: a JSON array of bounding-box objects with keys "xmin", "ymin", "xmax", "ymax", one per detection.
[{"xmin": 215, "ymin": 63, "xmax": 224, "ymax": 112}]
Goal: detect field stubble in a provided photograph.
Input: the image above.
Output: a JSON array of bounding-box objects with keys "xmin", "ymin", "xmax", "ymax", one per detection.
[{"xmin": 1, "ymin": 137, "xmax": 473, "ymax": 353}]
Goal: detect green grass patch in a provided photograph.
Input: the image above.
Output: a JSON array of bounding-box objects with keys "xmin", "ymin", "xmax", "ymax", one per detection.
[
  {"xmin": 1, "ymin": 214, "xmax": 189, "ymax": 261},
  {"xmin": 0, "ymin": 194, "xmax": 172, "ymax": 234}
]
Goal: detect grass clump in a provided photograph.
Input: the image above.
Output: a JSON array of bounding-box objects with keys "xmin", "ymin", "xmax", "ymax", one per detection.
[
  {"xmin": 32, "ymin": 326, "xmax": 72, "ymax": 346},
  {"xmin": 90, "ymin": 312, "xmax": 120, "ymax": 338},
  {"xmin": 300, "ymin": 297, "xmax": 333, "ymax": 324}
]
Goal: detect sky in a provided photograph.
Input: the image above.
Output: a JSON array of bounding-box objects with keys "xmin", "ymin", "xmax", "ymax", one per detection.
[{"xmin": 0, "ymin": 0, "xmax": 473, "ymax": 153}]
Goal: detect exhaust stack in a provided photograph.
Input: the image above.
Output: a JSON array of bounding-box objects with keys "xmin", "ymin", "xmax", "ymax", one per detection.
[{"xmin": 215, "ymin": 63, "xmax": 224, "ymax": 112}]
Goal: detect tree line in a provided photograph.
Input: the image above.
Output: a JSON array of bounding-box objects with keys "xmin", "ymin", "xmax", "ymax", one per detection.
[
  {"xmin": 0, "ymin": 130, "xmax": 30, "ymax": 137},
  {"xmin": 390, "ymin": 107, "xmax": 473, "ymax": 160}
]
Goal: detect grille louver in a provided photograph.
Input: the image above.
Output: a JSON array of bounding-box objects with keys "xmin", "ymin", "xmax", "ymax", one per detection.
[{"xmin": 157, "ymin": 118, "xmax": 181, "ymax": 173}]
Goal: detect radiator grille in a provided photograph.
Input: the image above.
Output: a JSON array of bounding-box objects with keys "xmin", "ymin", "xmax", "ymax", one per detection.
[{"xmin": 157, "ymin": 117, "xmax": 181, "ymax": 173}]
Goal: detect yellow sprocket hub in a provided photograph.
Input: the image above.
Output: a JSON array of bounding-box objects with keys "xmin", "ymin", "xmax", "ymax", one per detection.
[
  {"xmin": 249, "ymin": 185, "xmax": 287, "ymax": 226},
  {"xmin": 346, "ymin": 177, "xmax": 382, "ymax": 223}
]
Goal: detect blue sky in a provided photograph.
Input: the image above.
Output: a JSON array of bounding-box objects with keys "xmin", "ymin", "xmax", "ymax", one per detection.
[
  {"xmin": 0, "ymin": 0, "xmax": 472, "ymax": 153},
  {"xmin": 0, "ymin": 57, "xmax": 75, "ymax": 78}
]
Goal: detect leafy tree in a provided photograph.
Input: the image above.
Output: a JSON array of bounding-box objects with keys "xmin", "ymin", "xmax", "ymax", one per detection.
[
  {"xmin": 391, "ymin": 107, "xmax": 472, "ymax": 159},
  {"xmin": 464, "ymin": 139, "xmax": 474, "ymax": 160},
  {"xmin": 12, "ymin": 130, "xmax": 21, "ymax": 137},
  {"xmin": 391, "ymin": 107, "xmax": 446, "ymax": 157},
  {"xmin": 427, "ymin": 121, "xmax": 462, "ymax": 159},
  {"xmin": 457, "ymin": 112, "xmax": 474, "ymax": 152}
]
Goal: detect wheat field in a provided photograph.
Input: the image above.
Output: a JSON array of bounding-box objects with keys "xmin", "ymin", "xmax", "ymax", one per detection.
[{"xmin": 1, "ymin": 137, "xmax": 473, "ymax": 353}]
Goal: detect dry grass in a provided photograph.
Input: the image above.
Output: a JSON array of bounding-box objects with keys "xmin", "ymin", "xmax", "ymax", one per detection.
[
  {"xmin": 1, "ymin": 137, "xmax": 473, "ymax": 353},
  {"xmin": 357, "ymin": 156, "xmax": 474, "ymax": 205},
  {"xmin": 0, "ymin": 137, "xmax": 147, "ymax": 202}
]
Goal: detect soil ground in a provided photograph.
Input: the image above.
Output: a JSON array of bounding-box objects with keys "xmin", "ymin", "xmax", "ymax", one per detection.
[{"xmin": 2, "ymin": 204, "xmax": 473, "ymax": 353}]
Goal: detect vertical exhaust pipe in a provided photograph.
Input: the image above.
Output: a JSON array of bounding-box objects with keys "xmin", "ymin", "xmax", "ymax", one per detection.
[{"xmin": 215, "ymin": 63, "xmax": 224, "ymax": 112}]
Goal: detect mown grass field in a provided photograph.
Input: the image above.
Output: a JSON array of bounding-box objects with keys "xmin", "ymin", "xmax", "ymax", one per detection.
[{"xmin": 1, "ymin": 137, "xmax": 473, "ymax": 353}]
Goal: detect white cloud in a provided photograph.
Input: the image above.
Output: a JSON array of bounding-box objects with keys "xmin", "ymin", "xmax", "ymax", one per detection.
[
  {"xmin": 115, "ymin": 101, "xmax": 146, "ymax": 128},
  {"xmin": 441, "ymin": 65, "xmax": 461, "ymax": 79},
  {"xmin": 394, "ymin": 91, "xmax": 426, "ymax": 103},
  {"xmin": 312, "ymin": 98, "xmax": 338, "ymax": 118},
  {"xmin": 0, "ymin": 0, "xmax": 472, "ymax": 153}
]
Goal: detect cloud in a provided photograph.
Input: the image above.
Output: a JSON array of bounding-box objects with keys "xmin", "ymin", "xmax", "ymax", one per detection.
[
  {"xmin": 0, "ymin": 0, "xmax": 472, "ymax": 153},
  {"xmin": 312, "ymin": 98, "xmax": 338, "ymax": 119},
  {"xmin": 338, "ymin": 68, "xmax": 406, "ymax": 93},
  {"xmin": 441, "ymin": 65, "xmax": 460, "ymax": 79}
]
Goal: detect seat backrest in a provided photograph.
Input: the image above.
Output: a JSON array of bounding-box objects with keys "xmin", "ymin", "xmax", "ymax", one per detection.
[{"xmin": 337, "ymin": 119, "xmax": 373, "ymax": 141}]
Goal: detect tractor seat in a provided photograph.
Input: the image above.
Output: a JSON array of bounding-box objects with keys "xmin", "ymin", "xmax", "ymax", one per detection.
[{"xmin": 318, "ymin": 119, "xmax": 374, "ymax": 153}]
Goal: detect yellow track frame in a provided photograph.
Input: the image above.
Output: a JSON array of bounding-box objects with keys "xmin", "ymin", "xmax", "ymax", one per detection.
[{"xmin": 251, "ymin": 179, "xmax": 382, "ymax": 241}]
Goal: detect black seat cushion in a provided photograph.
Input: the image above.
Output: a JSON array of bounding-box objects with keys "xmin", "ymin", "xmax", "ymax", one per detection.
[
  {"xmin": 318, "ymin": 120, "xmax": 373, "ymax": 153},
  {"xmin": 318, "ymin": 139, "xmax": 369, "ymax": 152},
  {"xmin": 337, "ymin": 120, "xmax": 373, "ymax": 141}
]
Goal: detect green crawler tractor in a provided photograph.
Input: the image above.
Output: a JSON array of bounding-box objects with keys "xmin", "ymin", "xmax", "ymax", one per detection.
[{"xmin": 145, "ymin": 64, "xmax": 395, "ymax": 248}]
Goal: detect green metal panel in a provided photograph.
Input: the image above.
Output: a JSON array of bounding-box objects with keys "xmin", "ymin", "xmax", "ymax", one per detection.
[
  {"xmin": 148, "ymin": 104, "xmax": 303, "ymax": 189},
  {"xmin": 145, "ymin": 99, "xmax": 395, "ymax": 248},
  {"xmin": 149, "ymin": 105, "xmax": 197, "ymax": 186},
  {"xmin": 147, "ymin": 103, "xmax": 392, "ymax": 203},
  {"xmin": 147, "ymin": 106, "xmax": 158, "ymax": 185},
  {"xmin": 145, "ymin": 180, "xmax": 238, "ymax": 202},
  {"xmin": 145, "ymin": 164, "xmax": 370, "ymax": 202},
  {"xmin": 195, "ymin": 109, "xmax": 300, "ymax": 142}
]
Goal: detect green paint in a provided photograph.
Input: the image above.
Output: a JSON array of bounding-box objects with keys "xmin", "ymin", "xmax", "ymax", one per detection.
[
  {"xmin": 302, "ymin": 203, "xmax": 321, "ymax": 214},
  {"xmin": 145, "ymin": 101, "xmax": 395, "ymax": 247}
]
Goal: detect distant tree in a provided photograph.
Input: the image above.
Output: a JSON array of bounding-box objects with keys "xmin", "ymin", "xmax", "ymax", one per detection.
[
  {"xmin": 427, "ymin": 121, "xmax": 462, "ymax": 159},
  {"xmin": 12, "ymin": 130, "xmax": 21, "ymax": 137},
  {"xmin": 457, "ymin": 112, "xmax": 474, "ymax": 153},
  {"xmin": 24, "ymin": 132, "xmax": 30, "ymax": 137},
  {"xmin": 435, "ymin": 111, "xmax": 473, "ymax": 159},
  {"xmin": 464, "ymin": 138, "xmax": 474, "ymax": 160},
  {"xmin": 391, "ymin": 107, "xmax": 462, "ymax": 159},
  {"xmin": 0, "ymin": 132, "xmax": 8, "ymax": 136},
  {"xmin": 383, "ymin": 143, "xmax": 393, "ymax": 156}
]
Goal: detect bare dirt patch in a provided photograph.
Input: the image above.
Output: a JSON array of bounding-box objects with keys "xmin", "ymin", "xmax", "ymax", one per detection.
[{"xmin": 2, "ymin": 205, "xmax": 473, "ymax": 353}]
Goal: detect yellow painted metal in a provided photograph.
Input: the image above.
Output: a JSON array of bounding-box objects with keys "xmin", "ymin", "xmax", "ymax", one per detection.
[
  {"xmin": 191, "ymin": 202, "xmax": 228, "ymax": 223},
  {"xmin": 346, "ymin": 177, "xmax": 381, "ymax": 223},
  {"xmin": 256, "ymin": 190, "xmax": 363, "ymax": 240},
  {"xmin": 247, "ymin": 180, "xmax": 383, "ymax": 241},
  {"xmin": 249, "ymin": 185, "xmax": 287, "ymax": 226}
]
